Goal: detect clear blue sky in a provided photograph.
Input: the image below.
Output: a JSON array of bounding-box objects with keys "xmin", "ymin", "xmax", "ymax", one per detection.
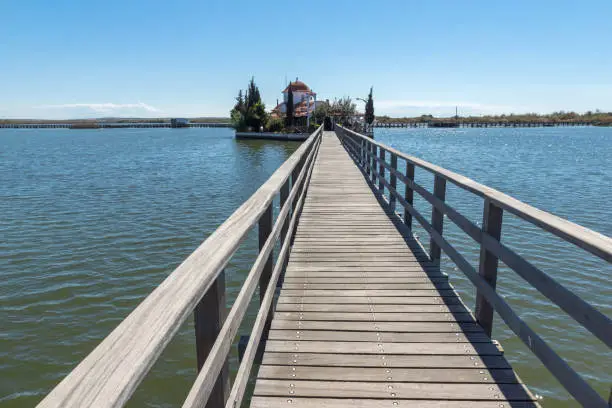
[{"xmin": 1, "ymin": 0, "xmax": 611, "ymax": 119}]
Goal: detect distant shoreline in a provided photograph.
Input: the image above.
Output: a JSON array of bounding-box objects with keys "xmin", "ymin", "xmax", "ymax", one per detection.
[{"xmin": 376, "ymin": 112, "xmax": 612, "ymax": 127}]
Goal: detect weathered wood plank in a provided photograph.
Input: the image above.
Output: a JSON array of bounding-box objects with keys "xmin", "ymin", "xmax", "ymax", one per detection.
[
  {"xmin": 277, "ymin": 296, "xmax": 462, "ymax": 305},
  {"xmin": 279, "ymin": 289, "xmax": 458, "ymax": 297},
  {"xmin": 275, "ymin": 303, "xmax": 465, "ymax": 313},
  {"xmin": 261, "ymin": 352, "xmax": 508, "ymax": 369},
  {"xmin": 267, "ymin": 330, "xmax": 491, "ymax": 343},
  {"xmin": 280, "ymin": 283, "xmax": 451, "ymax": 290},
  {"xmin": 251, "ymin": 397, "xmax": 539, "ymax": 408},
  {"xmin": 253, "ymin": 380, "xmax": 534, "ymax": 400},
  {"xmin": 257, "ymin": 365, "xmax": 521, "ymax": 383},
  {"xmin": 264, "ymin": 340, "xmax": 501, "ymax": 356},
  {"xmin": 274, "ymin": 311, "xmax": 475, "ymax": 322},
  {"xmin": 282, "ymin": 277, "xmax": 449, "ymax": 284},
  {"xmin": 270, "ymin": 320, "xmax": 484, "ymax": 333}
]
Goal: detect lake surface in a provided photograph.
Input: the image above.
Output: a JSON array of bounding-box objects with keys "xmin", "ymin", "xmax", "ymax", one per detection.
[{"xmin": 0, "ymin": 127, "xmax": 610, "ymax": 407}]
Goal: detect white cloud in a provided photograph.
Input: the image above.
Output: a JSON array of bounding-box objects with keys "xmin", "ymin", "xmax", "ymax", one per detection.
[{"xmin": 33, "ymin": 102, "xmax": 163, "ymax": 117}]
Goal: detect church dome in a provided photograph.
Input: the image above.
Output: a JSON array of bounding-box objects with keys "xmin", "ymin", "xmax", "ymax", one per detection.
[{"xmin": 283, "ymin": 80, "xmax": 311, "ymax": 93}]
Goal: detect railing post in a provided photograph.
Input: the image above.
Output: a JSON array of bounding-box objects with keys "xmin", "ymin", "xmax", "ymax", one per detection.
[
  {"xmin": 279, "ymin": 179, "xmax": 290, "ymax": 279},
  {"xmin": 361, "ymin": 140, "xmax": 366, "ymax": 167},
  {"xmin": 291, "ymin": 159, "xmax": 304, "ymax": 215},
  {"xmin": 357, "ymin": 137, "xmax": 362, "ymax": 165},
  {"xmin": 390, "ymin": 154, "xmax": 397, "ymax": 211},
  {"xmin": 475, "ymin": 199, "xmax": 504, "ymax": 337},
  {"xmin": 194, "ymin": 272, "xmax": 229, "ymax": 408},
  {"xmin": 378, "ymin": 148, "xmax": 385, "ymax": 192},
  {"xmin": 429, "ymin": 175, "xmax": 446, "ymax": 265},
  {"xmin": 404, "ymin": 162, "xmax": 415, "ymax": 228},
  {"xmin": 280, "ymin": 180, "xmax": 290, "ymax": 245},
  {"xmin": 364, "ymin": 140, "xmax": 370, "ymax": 175},
  {"xmin": 370, "ymin": 144, "xmax": 377, "ymax": 183},
  {"xmin": 258, "ymin": 203, "xmax": 274, "ymax": 335}
]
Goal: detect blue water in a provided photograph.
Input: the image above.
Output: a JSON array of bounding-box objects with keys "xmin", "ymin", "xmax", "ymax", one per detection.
[{"xmin": 0, "ymin": 128, "xmax": 300, "ymax": 407}]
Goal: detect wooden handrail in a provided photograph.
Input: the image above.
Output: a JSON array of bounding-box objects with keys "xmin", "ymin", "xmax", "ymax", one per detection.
[
  {"xmin": 181, "ymin": 130, "xmax": 321, "ymax": 408},
  {"xmin": 336, "ymin": 125, "xmax": 611, "ymax": 407},
  {"xmin": 38, "ymin": 126, "xmax": 323, "ymax": 408},
  {"xmin": 338, "ymin": 126, "xmax": 612, "ymax": 263}
]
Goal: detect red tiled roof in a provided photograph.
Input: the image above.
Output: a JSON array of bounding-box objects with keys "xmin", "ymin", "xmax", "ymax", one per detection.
[{"xmin": 282, "ymin": 80, "xmax": 311, "ymax": 93}]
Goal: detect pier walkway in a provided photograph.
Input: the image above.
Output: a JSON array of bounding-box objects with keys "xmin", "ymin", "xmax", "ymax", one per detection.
[
  {"xmin": 38, "ymin": 127, "xmax": 611, "ymax": 408},
  {"xmin": 251, "ymin": 132, "xmax": 536, "ymax": 407}
]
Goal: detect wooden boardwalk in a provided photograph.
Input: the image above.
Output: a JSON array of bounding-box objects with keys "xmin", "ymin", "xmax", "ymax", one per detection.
[{"xmin": 251, "ymin": 132, "xmax": 538, "ymax": 407}]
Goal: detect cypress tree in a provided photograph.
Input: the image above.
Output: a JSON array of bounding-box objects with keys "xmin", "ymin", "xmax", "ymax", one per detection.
[
  {"xmin": 286, "ymin": 83, "xmax": 294, "ymax": 127},
  {"xmin": 365, "ymin": 86, "xmax": 375, "ymax": 125},
  {"xmin": 247, "ymin": 76, "xmax": 261, "ymax": 108}
]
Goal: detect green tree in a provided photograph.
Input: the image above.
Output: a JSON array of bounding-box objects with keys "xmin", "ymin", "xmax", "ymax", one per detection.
[
  {"xmin": 286, "ymin": 85, "xmax": 294, "ymax": 127},
  {"xmin": 230, "ymin": 78, "xmax": 267, "ymax": 131},
  {"xmin": 331, "ymin": 97, "xmax": 356, "ymax": 125},
  {"xmin": 246, "ymin": 77, "xmax": 261, "ymax": 109},
  {"xmin": 365, "ymin": 87, "xmax": 375, "ymax": 125},
  {"xmin": 313, "ymin": 101, "xmax": 330, "ymax": 125}
]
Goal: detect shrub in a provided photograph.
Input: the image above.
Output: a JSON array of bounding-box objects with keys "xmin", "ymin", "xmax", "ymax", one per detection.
[{"xmin": 267, "ymin": 117, "xmax": 284, "ymax": 132}]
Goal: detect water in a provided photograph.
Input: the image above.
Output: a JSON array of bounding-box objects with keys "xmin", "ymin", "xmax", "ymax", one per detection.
[
  {"xmin": 375, "ymin": 127, "xmax": 611, "ymax": 406},
  {"xmin": 0, "ymin": 128, "xmax": 300, "ymax": 407},
  {"xmin": 0, "ymin": 127, "xmax": 609, "ymax": 407}
]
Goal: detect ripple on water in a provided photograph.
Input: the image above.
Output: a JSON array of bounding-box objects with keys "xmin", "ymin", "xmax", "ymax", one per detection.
[{"xmin": 0, "ymin": 128, "xmax": 301, "ymax": 407}]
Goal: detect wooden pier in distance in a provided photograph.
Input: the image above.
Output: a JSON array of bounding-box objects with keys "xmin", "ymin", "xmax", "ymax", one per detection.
[{"xmin": 37, "ymin": 127, "xmax": 611, "ymax": 408}]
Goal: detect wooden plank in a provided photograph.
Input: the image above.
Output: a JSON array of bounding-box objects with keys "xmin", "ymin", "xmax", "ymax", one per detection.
[
  {"xmin": 251, "ymin": 397, "xmax": 539, "ymax": 408},
  {"xmin": 286, "ymin": 262, "xmax": 436, "ymax": 267},
  {"xmin": 257, "ymin": 365, "xmax": 521, "ymax": 383},
  {"xmin": 264, "ymin": 340, "xmax": 501, "ymax": 356},
  {"xmin": 275, "ymin": 303, "xmax": 465, "ymax": 313},
  {"xmin": 279, "ymin": 290, "xmax": 458, "ymax": 297},
  {"xmin": 283, "ymin": 273, "xmax": 445, "ymax": 280},
  {"xmin": 270, "ymin": 320, "xmax": 485, "ymax": 333},
  {"xmin": 277, "ymin": 296, "xmax": 462, "ymax": 305},
  {"xmin": 253, "ymin": 380, "xmax": 534, "ymax": 400},
  {"xmin": 280, "ymin": 283, "xmax": 451, "ymax": 290},
  {"xmin": 282, "ymin": 277, "xmax": 449, "ymax": 284},
  {"xmin": 274, "ymin": 311, "xmax": 475, "ymax": 322},
  {"xmin": 261, "ymin": 352, "xmax": 508, "ymax": 369},
  {"xmin": 288, "ymin": 256, "xmax": 430, "ymax": 262},
  {"xmin": 285, "ymin": 266, "xmax": 440, "ymax": 272},
  {"xmin": 290, "ymin": 247, "xmax": 413, "ymax": 252},
  {"xmin": 267, "ymin": 330, "xmax": 491, "ymax": 343}
]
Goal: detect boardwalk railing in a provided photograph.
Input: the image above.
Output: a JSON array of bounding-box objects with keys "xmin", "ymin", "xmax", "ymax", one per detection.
[
  {"xmin": 38, "ymin": 127, "xmax": 323, "ymax": 408},
  {"xmin": 336, "ymin": 125, "xmax": 611, "ymax": 407}
]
